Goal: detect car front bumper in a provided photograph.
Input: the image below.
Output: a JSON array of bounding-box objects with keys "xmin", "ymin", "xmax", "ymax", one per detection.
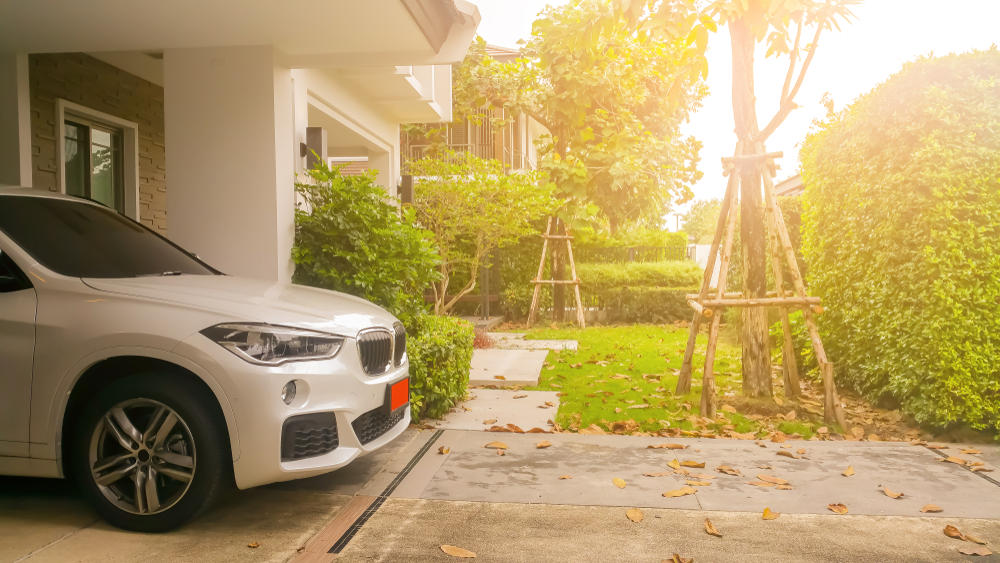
[{"xmin": 174, "ymin": 333, "xmax": 410, "ymax": 489}]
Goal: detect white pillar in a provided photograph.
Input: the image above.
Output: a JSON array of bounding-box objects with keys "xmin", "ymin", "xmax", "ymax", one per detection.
[
  {"xmin": 0, "ymin": 53, "xmax": 32, "ymax": 187},
  {"xmin": 164, "ymin": 46, "xmax": 295, "ymax": 282}
]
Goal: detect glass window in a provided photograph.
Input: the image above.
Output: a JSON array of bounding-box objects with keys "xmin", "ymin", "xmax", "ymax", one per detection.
[
  {"xmin": 0, "ymin": 196, "xmax": 219, "ymax": 279},
  {"xmin": 63, "ymin": 118, "xmax": 125, "ymax": 214},
  {"xmin": 0, "ymin": 251, "xmax": 32, "ymax": 293}
]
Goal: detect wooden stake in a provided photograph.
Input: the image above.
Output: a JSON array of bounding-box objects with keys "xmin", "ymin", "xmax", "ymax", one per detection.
[
  {"xmin": 701, "ymin": 184, "xmax": 739, "ymax": 419},
  {"xmin": 687, "ymin": 300, "xmax": 713, "ymax": 317},
  {"xmin": 527, "ymin": 217, "xmax": 553, "ymax": 327},
  {"xmin": 565, "ymin": 228, "xmax": 586, "ymax": 328},
  {"xmin": 677, "ymin": 143, "xmax": 743, "ymax": 395},
  {"xmin": 765, "ymin": 204, "xmax": 799, "ymax": 397}
]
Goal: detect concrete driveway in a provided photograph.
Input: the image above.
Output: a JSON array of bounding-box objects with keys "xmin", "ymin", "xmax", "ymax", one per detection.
[{"xmin": 2, "ymin": 430, "xmax": 998, "ymax": 563}]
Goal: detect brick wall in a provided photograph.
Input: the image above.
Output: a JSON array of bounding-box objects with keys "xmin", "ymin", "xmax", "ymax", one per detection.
[{"xmin": 28, "ymin": 53, "xmax": 167, "ymax": 232}]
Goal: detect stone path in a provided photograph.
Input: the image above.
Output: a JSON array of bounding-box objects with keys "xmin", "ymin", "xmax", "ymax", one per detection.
[
  {"xmin": 468, "ymin": 349, "xmax": 548, "ymax": 386},
  {"xmin": 431, "ymin": 389, "xmax": 560, "ymax": 432}
]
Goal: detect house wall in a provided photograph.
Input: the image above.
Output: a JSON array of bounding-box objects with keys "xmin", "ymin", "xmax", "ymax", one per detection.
[{"xmin": 27, "ymin": 53, "xmax": 167, "ymax": 232}]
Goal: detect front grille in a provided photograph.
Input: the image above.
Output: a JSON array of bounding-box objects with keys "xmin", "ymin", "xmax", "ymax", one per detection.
[
  {"xmin": 281, "ymin": 412, "xmax": 339, "ymax": 461},
  {"xmin": 357, "ymin": 329, "xmax": 393, "ymax": 375},
  {"xmin": 393, "ymin": 323, "xmax": 406, "ymax": 366},
  {"xmin": 352, "ymin": 405, "xmax": 406, "ymax": 445}
]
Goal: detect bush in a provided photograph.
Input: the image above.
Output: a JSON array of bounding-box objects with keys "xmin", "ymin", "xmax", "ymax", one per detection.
[
  {"xmin": 577, "ymin": 261, "xmax": 702, "ymax": 290},
  {"xmin": 292, "ymin": 160, "xmax": 439, "ymax": 323},
  {"xmin": 407, "ymin": 314, "xmax": 474, "ymax": 420},
  {"xmin": 577, "ymin": 261, "xmax": 701, "ymax": 323},
  {"xmin": 800, "ymin": 48, "xmax": 1000, "ymax": 433},
  {"xmin": 768, "ymin": 310, "xmax": 816, "ymax": 377}
]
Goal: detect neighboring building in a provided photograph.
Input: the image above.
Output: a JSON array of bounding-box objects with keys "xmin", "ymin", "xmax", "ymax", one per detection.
[
  {"xmin": 0, "ymin": 0, "xmax": 481, "ymax": 282},
  {"xmin": 401, "ymin": 44, "xmax": 547, "ymax": 173},
  {"xmin": 775, "ymin": 174, "xmax": 805, "ymax": 196}
]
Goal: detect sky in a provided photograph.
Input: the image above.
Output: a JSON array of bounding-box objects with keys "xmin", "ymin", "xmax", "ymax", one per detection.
[{"xmin": 471, "ymin": 0, "xmax": 1000, "ymax": 229}]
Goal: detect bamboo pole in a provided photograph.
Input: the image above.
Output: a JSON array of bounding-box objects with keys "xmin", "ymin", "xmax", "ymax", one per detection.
[
  {"xmin": 527, "ymin": 217, "xmax": 553, "ymax": 327},
  {"xmin": 687, "ymin": 300, "xmax": 713, "ymax": 317},
  {"xmin": 765, "ymin": 204, "xmax": 800, "ymax": 397},
  {"xmin": 720, "ymin": 151, "xmax": 783, "ymax": 164},
  {"xmin": 687, "ymin": 291, "xmax": 789, "ymax": 300},
  {"xmin": 760, "ymin": 162, "xmax": 846, "ymax": 428},
  {"xmin": 565, "ymin": 229, "xmax": 586, "ymax": 328},
  {"xmin": 699, "ymin": 297, "xmax": 821, "ymax": 307},
  {"xmin": 677, "ymin": 143, "xmax": 744, "ymax": 395},
  {"xmin": 701, "ymin": 185, "xmax": 740, "ymax": 419}
]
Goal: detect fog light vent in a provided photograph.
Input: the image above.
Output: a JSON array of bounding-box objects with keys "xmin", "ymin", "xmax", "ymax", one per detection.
[{"xmin": 281, "ymin": 412, "xmax": 339, "ymax": 461}]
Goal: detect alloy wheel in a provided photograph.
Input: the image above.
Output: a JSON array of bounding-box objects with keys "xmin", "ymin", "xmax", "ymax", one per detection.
[{"xmin": 88, "ymin": 398, "xmax": 197, "ymax": 515}]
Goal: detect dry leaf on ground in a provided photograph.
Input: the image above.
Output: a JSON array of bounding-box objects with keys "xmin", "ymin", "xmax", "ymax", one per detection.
[
  {"xmin": 536, "ymin": 440, "xmax": 551, "ymax": 449},
  {"xmin": 776, "ymin": 450, "xmax": 801, "ymax": 459},
  {"xmin": 644, "ymin": 471, "xmax": 673, "ymax": 477},
  {"xmin": 689, "ymin": 473, "xmax": 716, "ymax": 480},
  {"xmin": 483, "ymin": 419, "xmax": 497, "ymax": 425},
  {"xmin": 507, "ymin": 424, "xmax": 524, "ymax": 433},
  {"xmin": 717, "ymin": 465, "xmax": 742, "ymax": 476},
  {"xmin": 664, "ymin": 555, "xmax": 694, "ymax": 563},
  {"xmin": 663, "ymin": 486, "xmax": 698, "ymax": 498},
  {"xmin": 613, "ymin": 477, "xmax": 627, "ymax": 489},
  {"xmin": 910, "ymin": 439, "xmax": 927, "ymax": 446},
  {"xmin": 496, "ymin": 448, "xmax": 505, "ymax": 456},
  {"xmin": 513, "ymin": 394, "xmax": 527, "ymax": 399},
  {"xmin": 667, "ymin": 459, "xmax": 681, "ymax": 470},
  {"xmin": 757, "ymin": 474, "xmax": 789, "ymax": 485},
  {"xmin": 559, "ymin": 475, "xmax": 572, "ymax": 479},
  {"xmin": 686, "ymin": 480, "xmax": 712, "ymax": 486},
  {"xmin": 959, "ymin": 546, "xmax": 993, "ymax": 556},
  {"xmin": 438, "ymin": 446, "xmax": 450, "ymax": 455},
  {"xmin": 441, "ymin": 545, "xmax": 477, "ymax": 558},
  {"xmin": 775, "ymin": 484, "xmax": 794, "ymax": 490},
  {"xmin": 762, "ymin": 507, "xmax": 780, "ymax": 520},
  {"xmin": 965, "ymin": 533, "xmax": 988, "ymax": 545},
  {"xmin": 705, "ymin": 518, "xmax": 722, "ymax": 537},
  {"xmin": 944, "ymin": 525, "xmax": 965, "ymax": 540},
  {"xmin": 758, "ymin": 464, "xmax": 773, "ymax": 469},
  {"xmin": 721, "ymin": 405, "xmax": 737, "ymax": 413},
  {"xmin": 526, "ymin": 428, "xmax": 547, "ymax": 433},
  {"xmin": 626, "ymin": 508, "xmax": 644, "ymax": 523},
  {"xmin": 880, "ymin": 485, "xmax": 904, "ymax": 499},
  {"xmin": 927, "ymin": 444, "xmax": 949, "ymax": 450},
  {"xmin": 828, "ymin": 503, "xmax": 849, "ymax": 515},
  {"xmin": 962, "ymin": 448, "xmax": 982, "ymax": 455},
  {"xmin": 746, "ymin": 481, "xmax": 775, "ymax": 487},
  {"xmin": 680, "ymin": 461, "xmax": 706, "ymax": 468},
  {"xmin": 797, "ymin": 448, "xmax": 807, "ymax": 454},
  {"xmin": 942, "ymin": 456, "xmax": 969, "ymax": 466},
  {"xmin": 493, "ymin": 375, "xmax": 506, "ymax": 380},
  {"xmin": 920, "ymin": 504, "xmax": 943, "ymax": 513},
  {"xmin": 484, "ymin": 441, "xmax": 508, "ymax": 449},
  {"xmin": 648, "ymin": 443, "xmax": 688, "ymax": 449},
  {"xmin": 842, "ymin": 466, "xmax": 855, "ymax": 477},
  {"xmin": 248, "ymin": 542, "xmax": 260, "ymax": 548}
]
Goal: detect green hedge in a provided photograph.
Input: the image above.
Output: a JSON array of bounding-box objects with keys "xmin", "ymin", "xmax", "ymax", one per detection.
[
  {"xmin": 407, "ymin": 314, "xmax": 474, "ymax": 420},
  {"xmin": 577, "ymin": 261, "xmax": 702, "ymax": 290},
  {"xmin": 577, "ymin": 261, "xmax": 701, "ymax": 324},
  {"xmin": 800, "ymin": 48, "xmax": 1000, "ymax": 433}
]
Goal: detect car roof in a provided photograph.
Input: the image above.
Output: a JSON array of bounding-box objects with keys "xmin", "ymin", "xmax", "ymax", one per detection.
[{"xmin": 0, "ymin": 186, "xmax": 104, "ymax": 207}]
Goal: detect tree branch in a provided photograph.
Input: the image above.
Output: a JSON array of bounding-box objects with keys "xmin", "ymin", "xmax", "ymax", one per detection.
[
  {"xmin": 780, "ymin": 18, "xmax": 804, "ymax": 104},
  {"xmin": 755, "ymin": 15, "xmax": 826, "ymax": 144}
]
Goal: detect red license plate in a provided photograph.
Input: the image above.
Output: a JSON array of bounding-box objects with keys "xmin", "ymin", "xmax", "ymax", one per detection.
[{"xmin": 390, "ymin": 378, "xmax": 409, "ymax": 412}]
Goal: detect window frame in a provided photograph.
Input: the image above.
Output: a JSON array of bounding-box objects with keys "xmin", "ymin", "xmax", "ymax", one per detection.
[{"xmin": 55, "ymin": 99, "xmax": 140, "ymax": 221}]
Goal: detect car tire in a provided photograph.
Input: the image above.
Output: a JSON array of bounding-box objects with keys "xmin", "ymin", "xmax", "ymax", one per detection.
[{"xmin": 72, "ymin": 373, "xmax": 232, "ymax": 532}]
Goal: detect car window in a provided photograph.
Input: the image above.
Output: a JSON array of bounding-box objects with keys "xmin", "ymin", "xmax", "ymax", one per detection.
[
  {"xmin": 0, "ymin": 250, "xmax": 32, "ymax": 293},
  {"xmin": 0, "ymin": 196, "xmax": 220, "ymax": 279}
]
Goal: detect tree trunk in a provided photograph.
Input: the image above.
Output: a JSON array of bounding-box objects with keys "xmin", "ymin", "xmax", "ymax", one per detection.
[
  {"xmin": 552, "ymin": 218, "xmax": 565, "ymax": 322},
  {"xmin": 730, "ymin": 20, "xmax": 772, "ymax": 398}
]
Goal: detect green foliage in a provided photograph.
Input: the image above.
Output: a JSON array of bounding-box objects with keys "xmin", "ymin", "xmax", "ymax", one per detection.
[
  {"xmin": 682, "ymin": 199, "xmax": 721, "ymax": 244},
  {"xmin": 577, "ymin": 261, "xmax": 702, "ymax": 290},
  {"xmin": 292, "ymin": 159, "xmax": 439, "ymax": 323},
  {"xmin": 407, "ymin": 314, "xmax": 475, "ymax": 420},
  {"xmin": 576, "ymin": 224, "xmax": 689, "ymax": 249},
  {"xmin": 454, "ymin": 3, "xmax": 705, "ymax": 232},
  {"xmin": 577, "ymin": 261, "xmax": 701, "ymax": 323},
  {"xmin": 410, "ymin": 152, "xmax": 552, "ymax": 314},
  {"xmin": 768, "ymin": 310, "xmax": 817, "ymax": 377},
  {"xmin": 800, "ymin": 48, "xmax": 1000, "ymax": 433}
]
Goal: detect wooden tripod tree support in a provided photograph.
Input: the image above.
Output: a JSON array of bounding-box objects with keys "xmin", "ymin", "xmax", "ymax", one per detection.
[
  {"xmin": 676, "ymin": 143, "xmax": 846, "ymax": 429},
  {"xmin": 527, "ymin": 217, "xmax": 586, "ymax": 328}
]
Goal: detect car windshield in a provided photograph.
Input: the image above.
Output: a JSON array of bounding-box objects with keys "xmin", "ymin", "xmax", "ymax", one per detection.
[{"xmin": 0, "ymin": 195, "xmax": 220, "ymax": 278}]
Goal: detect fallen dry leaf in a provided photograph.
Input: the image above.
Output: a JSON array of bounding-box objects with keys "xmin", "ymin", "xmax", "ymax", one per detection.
[
  {"xmin": 910, "ymin": 439, "xmax": 927, "ymax": 446},
  {"xmin": 757, "ymin": 474, "xmax": 789, "ymax": 485},
  {"xmin": 842, "ymin": 466, "xmax": 855, "ymax": 477},
  {"xmin": 746, "ymin": 481, "xmax": 775, "ymax": 487},
  {"xmin": 941, "ymin": 456, "xmax": 969, "ymax": 466},
  {"xmin": 493, "ymin": 375, "xmax": 506, "ymax": 380},
  {"xmin": 927, "ymin": 444, "xmax": 949, "ymax": 450},
  {"xmin": 961, "ymin": 448, "xmax": 982, "ymax": 455},
  {"xmin": 758, "ymin": 464, "xmax": 774, "ymax": 470},
  {"xmin": 545, "ymin": 401, "xmax": 556, "ymax": 407},
  {"xmin": 867, "ymin": 434, "xmax": 881, "ymax": 442},
  {"xmin": 248, "ymin": 542, "xmax": 260, "ymax": 549},
  {"xmin": 680, "ymin": 461, "xmax": 706, "ymax": 468},
  {"xmin": 483, "ymin": 418, "xmax": 497, "ymax": 425},
  {"xmin": 438, "ymin": 446, "xmax": 450, "ymax": 455},
  {"xmin": 441, "ymin": 545, "xmax": 477, "ymax": 558},
  {"xmin": 774, "ymin": 397, "xmax": 784, "ymax": 406},
  {"xmin": 559, "ymin": 475, "xmax": 572, "ymax": 479},
  {"xmin": 945, "ymin": 525, "xmax": 966, "ymax": 540},
  {"xmin": 507, "ymin": 424, "xmax": 524, "ymax": 433},
  {"xmin": 613, "ymin": 477, "xmax": 627, "ymax": 489},
  {"xmin": 536, "ymin": 440, "xmax": 552, "ymax": 449},
  {"xmin": 828, "ymin": 503, "xmax": 849, "ymax": 515},
  {"xmin": 461, "ymin": 406, "xmax": 472, "ymax": 411},
  {"xmin": 796, "ymin": 448, "xmax": 807, "ymax": 455},
  {"xmin": 626, "ymin": 508, "xmax": 644, "ymax": 523},
  {"xmin": 965, "ymin": 533, "xmax": 988, "ymax": 545},
  {"xmin": 705, "ymin": 518, "xmax": 722, "ymax": 537},
  {"xmin": 689, "ymin": 473, "xmax": 716, "ymax": 480},
  {"xmin": 774, "ymin": 484, "xmax": 794, "ymax": 490},
  {"xmin": 785, "ymin": 411, "xmax": 797, "ymax": 421},
  {"xmin": 972, "ymin": 466, "xmax": 994, "ymax": 472},
  {"xmin": 644, "ymin": 471, "xmax": 674, "ymax": 477},
  {"xmin": 648, "ymin": 443, "xmax": 688, "ymax": 450},
  {"xmin": 664, "ymin": 555, "xmax": 694, "ymax": 563},
  {"xmin": 686, "ymin": 480, "xmax": 712, "ymax": 486},
  {"xmin": 513, "ymin": 394, "xmax": 528, "ymax": 399},
  {"xmin": 762, "ymin": 507, "xmax": 781, "ymax": 520},
  {"xmin": 663, "ymin": 486, "xmax": 698, "ymax": 498},
  {"xmin": 880, "ymin": 485, "xmax": 904, "ymax": 499},
  {"xmin": 920, "ymin": 504, "xmax": 943, "ymax": 513},
  {"xmin": 484, "ymin": 441, "xmax": 508, "ymax": 449},
  {"xmin": 959, "ymin": 546, "xmax": 993, "ymax": 556},
  {"xmin": 496, "ymin": 448, "xmax": 505, "ymax": 456},
  {"xmin": 776, "ymin": 450, "xmax": 800, "ymax": 459},
  {"xmin": 667, "ymin": 459, "xmax": 681, "ymax": 470},
  {"xmin": 526, "ymin": 427, "xmax": 547, "ymax": 433},
  {"xmin": 721, "ymin": 405, "xmax": 737, "ymax": 413},
  {"xmin": 717, "ymin": 465, "xmax": 742, "ymax": 476}
]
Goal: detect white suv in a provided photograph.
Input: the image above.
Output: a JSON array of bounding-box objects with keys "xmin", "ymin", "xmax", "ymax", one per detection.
[{"xmin": 0, "ymin": 187, "xmax": 410, "ymax": 531}]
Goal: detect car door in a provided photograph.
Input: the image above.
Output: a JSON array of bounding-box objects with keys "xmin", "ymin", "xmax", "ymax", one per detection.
[{"xmin": 0, "ymin": 248, "xmax": 36, "ymax": 456}]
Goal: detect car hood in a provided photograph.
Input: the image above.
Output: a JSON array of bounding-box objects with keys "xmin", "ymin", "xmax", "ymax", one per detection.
[{"xmin": 83, "ymin": 275, "xmax": 398, "ymax": 337}]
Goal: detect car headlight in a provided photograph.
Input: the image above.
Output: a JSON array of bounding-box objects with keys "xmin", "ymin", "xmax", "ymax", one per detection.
[{"xmin": 201, "ymin": 323, "xmax": 344, "ymax": 366}]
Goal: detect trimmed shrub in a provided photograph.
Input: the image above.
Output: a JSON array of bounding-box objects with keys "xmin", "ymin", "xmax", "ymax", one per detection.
[
  {"xmin": 407, "ymin": 314, "xmax": 474, "ymax": 420},
  {"xmin": 577, "ymin": 261, "xmax": 702, "ymax": 290},
  {"xmin": 800, "ymin": 48, "xmax": 1000, "ymax": 433},
  {"xmin": 577, "ymin": 261, "xmax": 701, "ymax": 323}
]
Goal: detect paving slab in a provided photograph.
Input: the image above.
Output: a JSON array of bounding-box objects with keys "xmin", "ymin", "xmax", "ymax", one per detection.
[
  {"xmin": 431, "ymin": 389, "xmax": 561, "ymax": 432},
  {"xmin": 337, "ymin": 498, "xmax": 1000, "ymax": 563},
  {"xmin": 468, "ymin": 349, "xmax": 548, "ymax": 386},
  {"xmin": 488, "ymin": 332, "xmax": 577, "ymax": 351}
]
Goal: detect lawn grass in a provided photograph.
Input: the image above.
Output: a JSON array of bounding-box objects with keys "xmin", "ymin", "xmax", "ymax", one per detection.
[{"xmin": 517, "ymin": 324, "xmax": 820, "ymax": 438}]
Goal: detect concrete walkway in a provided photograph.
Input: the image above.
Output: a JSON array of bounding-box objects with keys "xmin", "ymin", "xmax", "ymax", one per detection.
[
  {"xmin": 430, "ymin": 389, "xmax": 560, "ymax": 432},
  {"xmin": 2, "ymin": 430, "xmax": 997, "ymax": 563},
  {"xmin": 468, "ymin": 349, "xmax": 548, "ymax": 386}
]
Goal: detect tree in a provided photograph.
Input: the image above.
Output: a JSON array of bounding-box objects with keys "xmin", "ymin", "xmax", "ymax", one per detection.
[
  {"xmin": 453, "ymin": 3, "xmax": 706, "ymax": 320},
  {"xmin": 410, "ymin": 152, "xmax": 552, "ymax": 315},
  {"xmin": 611, "ymin": 0, "xmax": 859, "ymax": 398},
  {"xmin": 681, "ymin": 198, "xmax": 721, "ymax": 244}
]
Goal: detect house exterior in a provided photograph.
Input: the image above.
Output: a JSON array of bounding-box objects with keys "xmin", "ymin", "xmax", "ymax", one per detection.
[
  {"xmin": 0, "ymin": 0, "xmax": 481, "ymax": 283},
  {"xmin": 775, "ymin": 174, "xmax": 805, "ymax": 196}
]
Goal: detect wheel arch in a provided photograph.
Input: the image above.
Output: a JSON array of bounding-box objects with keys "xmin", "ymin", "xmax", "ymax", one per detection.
[{"xmin": 57, "ymin": 352, "xmax": 241, "ymax": 477}]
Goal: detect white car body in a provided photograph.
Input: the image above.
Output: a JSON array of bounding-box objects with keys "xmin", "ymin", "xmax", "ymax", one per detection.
[{"xmin": 0, "ymin": 187, "xmax": 410, "ymax": 491}]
